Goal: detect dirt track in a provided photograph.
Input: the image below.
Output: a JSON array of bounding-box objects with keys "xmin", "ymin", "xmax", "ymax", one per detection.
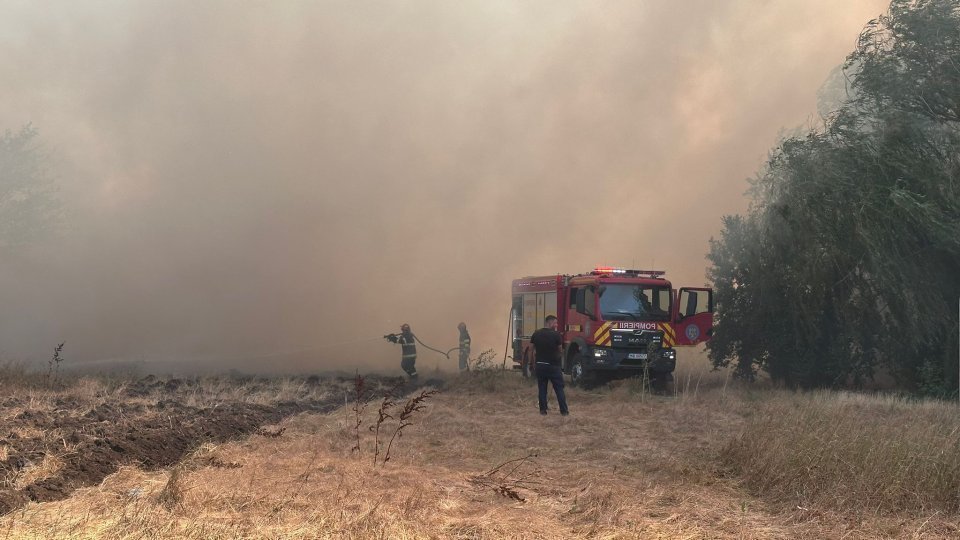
[{"xmin": 0, "ymin": 374, "xmax": 413, "ymax": 515}]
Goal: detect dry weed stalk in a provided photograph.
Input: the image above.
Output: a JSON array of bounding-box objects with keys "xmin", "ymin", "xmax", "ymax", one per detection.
[
  {"xmin": 382, "ymin": 389, "xmax": 437, "ymax": 466},
  {"xmin": 468, "ymin": 452, "xmax": 542, "ymax": 502},
  {"xmin": 45, "ymin": 343, "xmax": 65, "ymax": 388},
  {"xmin": 370, "ymin": 382, "xmax": 403, "ymax": 467}
]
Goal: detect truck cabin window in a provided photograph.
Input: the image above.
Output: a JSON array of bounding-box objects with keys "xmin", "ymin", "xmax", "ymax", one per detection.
[
  {"xmin": 598, "ymin": 285, "xmax": 671, "ymax": 321},
  {"xmin": 577, "ymin": 287, "xmax": 597, "ymax": 318},
  {"xmin": 678, "ymin": 289, "xmax": 712, "ymax": 319}
]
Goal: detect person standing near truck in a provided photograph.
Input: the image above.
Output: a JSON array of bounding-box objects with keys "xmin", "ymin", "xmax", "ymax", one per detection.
[{"xmin": 530, "ymin": 315, "xmax": 569, "ymax": 416}]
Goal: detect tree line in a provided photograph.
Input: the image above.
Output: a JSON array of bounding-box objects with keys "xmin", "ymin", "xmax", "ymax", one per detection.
[{"xmin": 707, "ymin": 0, "xmax": 960, "ymax": 395}]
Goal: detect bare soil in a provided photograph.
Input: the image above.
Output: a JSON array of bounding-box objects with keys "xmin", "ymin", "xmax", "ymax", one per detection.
[{"xmin": 0, "ymin": 374, "xmax": 424, "ymax": 515}]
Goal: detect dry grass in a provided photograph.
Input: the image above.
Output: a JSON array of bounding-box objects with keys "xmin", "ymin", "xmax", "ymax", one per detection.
[
  {"xmin": 721, "ymin": 391, "xmax": 960, "ymax": 514},
  {"xmin": 0, "ymin": 363, "xmax": 341, "ymax": 412},
  {"xmin": 1, "ymin": 357, "xmax": 959, "ymax": 538},
  {"xmin": 0, "ymin": 361, "xmax": 59, "ymax": 391},
  {"xmin": 12, "ymin": 453, "xmax": 67, "ymax": 490}
]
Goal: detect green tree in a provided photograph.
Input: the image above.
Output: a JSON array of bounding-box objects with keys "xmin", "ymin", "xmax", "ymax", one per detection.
[
  {"xmin": 849, "ymin": 0, "xmax": 960, "ymax": 124},
  {"xmin": 0, "ymin": 125, "xmax": 60, "ymax": 250},
  {"xmin": 708, "ymin": 0, "xmax": 960, "ymax": 394}
]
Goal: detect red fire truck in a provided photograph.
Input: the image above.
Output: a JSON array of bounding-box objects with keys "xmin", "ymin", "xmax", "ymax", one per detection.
[{"xmin": 510, "ymin": 267, "xmax": 713, "ymax": 386}]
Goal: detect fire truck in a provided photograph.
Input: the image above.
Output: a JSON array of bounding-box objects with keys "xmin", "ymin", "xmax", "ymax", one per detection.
[{"xmin": 510, "ymin": 267, "xmax": 713, "ymax": 386}]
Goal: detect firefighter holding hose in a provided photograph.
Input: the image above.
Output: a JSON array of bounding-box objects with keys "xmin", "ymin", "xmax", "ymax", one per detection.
[
  {"xmin": 385, "ymin": 323, "xmax": 418, "ymax": 379},
  {"xmin": 457, "ymin": 322, "xmax": 471, "ymax": 372}
]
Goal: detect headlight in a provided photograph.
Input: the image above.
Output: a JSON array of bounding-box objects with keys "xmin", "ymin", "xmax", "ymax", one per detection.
[
  {"xmin": 593, "ymin": 348, "xmax": 608, "ymax": 357},
  {"xmin": 662, "ymin": 349, "xmax": 676, "ymax": 359}
]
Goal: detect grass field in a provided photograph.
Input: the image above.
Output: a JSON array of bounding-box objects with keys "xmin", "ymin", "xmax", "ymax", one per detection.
[{"xmin": 1, "ymin": 357, "xmax": 958, "ymax": 539}]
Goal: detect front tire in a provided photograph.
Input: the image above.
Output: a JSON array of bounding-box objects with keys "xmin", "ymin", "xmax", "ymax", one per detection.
[
  {"xmin": 522, "ymin": 350, "xmax": 534, "ymax": 379},
  {"xmin": 569, "ymin": 353, "xmax": 586, "ymax": 387}
]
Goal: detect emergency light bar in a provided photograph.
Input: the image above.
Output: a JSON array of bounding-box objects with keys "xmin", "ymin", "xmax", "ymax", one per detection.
[{"xmin": 592, "ymin": 266, "xmax": 665, "ymax": 277}]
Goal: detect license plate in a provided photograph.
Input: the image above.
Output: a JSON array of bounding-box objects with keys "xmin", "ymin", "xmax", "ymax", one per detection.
[{"xmin": 628, "ymin": 353, "xmax": 647, "ymax": 360}]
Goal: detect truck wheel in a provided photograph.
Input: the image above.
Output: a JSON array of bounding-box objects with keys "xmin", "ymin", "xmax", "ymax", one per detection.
[
  {"xmin": 569, "ymin": 354, "xmax": 586, "ymax": 387},
  {"xmin": 522, "ymin": 351, "xmax": 534, "ymax": 379}
]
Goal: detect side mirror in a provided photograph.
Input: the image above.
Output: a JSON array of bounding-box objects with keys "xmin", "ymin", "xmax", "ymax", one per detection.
[{"xmin": 575, "ymin": 289, "xmax": 586, "ymax": 314}]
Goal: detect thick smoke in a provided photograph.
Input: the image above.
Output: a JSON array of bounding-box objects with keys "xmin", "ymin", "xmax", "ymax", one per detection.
[{"xmin": 0, "ymin": 0, "xmax": 887, "ymax": 372}]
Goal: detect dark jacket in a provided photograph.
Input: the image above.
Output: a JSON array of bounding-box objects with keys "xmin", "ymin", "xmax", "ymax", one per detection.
[
  {"xmin": 530, "ymin": 327, "xmax": 563, "ymax": 366},
  {"xmin": 388, "ymin": 332, "xmax": 417, "ymax": 358}
]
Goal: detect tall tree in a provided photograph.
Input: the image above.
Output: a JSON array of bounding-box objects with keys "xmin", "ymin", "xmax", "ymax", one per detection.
[{"xmin": 708, "ymin": 0, "xmax": 960, "ymax": 394}]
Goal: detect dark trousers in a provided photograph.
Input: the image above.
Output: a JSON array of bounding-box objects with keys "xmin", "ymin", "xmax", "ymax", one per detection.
[
  {"xmin": 459, "ymin": 347, "xmax": 470, "ymax": 371},
  {"xmin": 535, "ymin": 363, "xmax": 569, "ymax": 414},
  {"xmin": 401, "ymin": 355, "xmax": 417, "ymax": 378}
]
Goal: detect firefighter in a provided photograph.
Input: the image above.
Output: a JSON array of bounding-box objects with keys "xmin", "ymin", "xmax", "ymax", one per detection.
[
  {"xmin": 457, "ymin": 322, "xmax": 471, "ymax": 372},
  {"xmin": 530, "ymin": 315, "xmax": 569, "ymax": 416},
  {"xmin": 385, "ymin": 323, "xmax": 418, "ymax": 379}
]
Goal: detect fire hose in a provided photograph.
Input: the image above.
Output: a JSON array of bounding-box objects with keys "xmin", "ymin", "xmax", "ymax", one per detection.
[
  {"xmin": 412, "ymin": 334, "xmax": 452, "ymax": 358},
  {"xmin": 383, "ymin": 333, "xmax": 461, "ymax": 360}
]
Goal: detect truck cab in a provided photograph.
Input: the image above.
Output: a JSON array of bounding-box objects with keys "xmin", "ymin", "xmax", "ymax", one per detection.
[{"xmin": 511, "ymin": 267, "xmax": 713, "ymax": 386}]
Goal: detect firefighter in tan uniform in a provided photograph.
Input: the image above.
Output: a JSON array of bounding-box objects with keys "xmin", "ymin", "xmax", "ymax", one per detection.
[
  {"xmin": 457, "ymin": 322, "xmax": 471, "ymax": 372},
  {"xmin": 385, "ymin": 323, "xmax": 418, "ymax": 379}
]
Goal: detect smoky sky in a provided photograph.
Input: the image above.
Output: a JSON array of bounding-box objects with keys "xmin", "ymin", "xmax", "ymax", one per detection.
[{"xmin": 0, "ymin": 0, "xmax": 887, "ymax": 372}]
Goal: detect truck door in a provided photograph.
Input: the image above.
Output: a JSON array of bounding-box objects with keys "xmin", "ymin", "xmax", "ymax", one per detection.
[
  {"xmin": 672, "ymin": 287, "xmax": 713, "ymax": 345},
  {"xmin": 544, "ymin": 292, "xmax": 557, "ymax": 323},
  {"xmin": 522, "ymin": 294, "xmax": 537, "ymax": 338}
]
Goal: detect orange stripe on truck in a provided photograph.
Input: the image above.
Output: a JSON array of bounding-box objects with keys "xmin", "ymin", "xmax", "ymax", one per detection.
[{"xmin": 593, "ymin": 322, "xmax": 611, "ymax": 340}]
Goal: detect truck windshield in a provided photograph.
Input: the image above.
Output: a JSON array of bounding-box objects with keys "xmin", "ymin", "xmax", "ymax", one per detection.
[{"xmin": 598, "ymin": 284, "xmax": 671, "ymax": 321}]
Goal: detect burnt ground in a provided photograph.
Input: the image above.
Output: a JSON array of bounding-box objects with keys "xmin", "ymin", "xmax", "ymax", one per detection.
[{"xmin": 0, "ymin": 373, "xmax": 431, "ymax": 515}]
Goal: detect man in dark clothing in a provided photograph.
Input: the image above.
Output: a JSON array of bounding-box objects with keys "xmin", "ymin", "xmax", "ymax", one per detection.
[
  {"xmin": 386, "ymin": 323, "xmax": 418, "ymax": 379},
  {"xmin": 530, "ymin": 315, "xmax": 569, "ymax": 416},
  {"xmin": 457, "ymin": 322, "xmax": 471, "ymax": 372}
]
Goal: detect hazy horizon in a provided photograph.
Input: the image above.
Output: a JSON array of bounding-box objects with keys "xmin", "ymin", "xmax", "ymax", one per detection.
[{"xmin": 0, "ymin": 0, "xmax": 888, "ymax": 373}]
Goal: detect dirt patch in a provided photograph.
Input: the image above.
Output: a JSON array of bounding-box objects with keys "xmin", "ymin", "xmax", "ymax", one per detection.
[{"xmin": 0, "ymin": 373, "xmax": 425, "ymax": 515}]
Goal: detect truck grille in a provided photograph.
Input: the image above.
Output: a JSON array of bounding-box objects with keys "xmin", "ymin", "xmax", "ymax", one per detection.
[{"xmin": 610, "ymin": 329, "xmax": 662, "ymax": 350}]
